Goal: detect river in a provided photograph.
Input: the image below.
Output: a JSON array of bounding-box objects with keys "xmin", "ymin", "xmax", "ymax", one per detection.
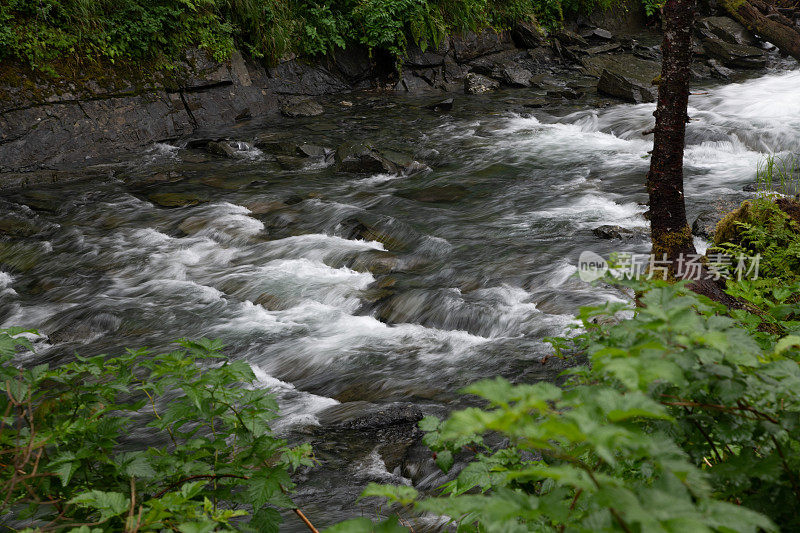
[{"xmin": 1, "ymin": 66, "xmax": 798, "ymax": 529}]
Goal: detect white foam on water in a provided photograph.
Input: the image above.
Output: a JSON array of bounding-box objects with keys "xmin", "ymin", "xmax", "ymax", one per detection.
[
  {"xmin": 0, "ymin": 272, "xmax": 13, "ymax": 289},
  {"xmin": 249, "ymin": 363, "xmax": 339, "ymax": 430},
  {"xmin": 353, "ymin": 449, "xmax": 413, "ymax": 485},
  {"xmin": 352, "ymin": 173, "xmax": 405, "ymax": 186},
  {"xmin": 529, "ymin": 194, "xmax": 648, "ymax": 228}
]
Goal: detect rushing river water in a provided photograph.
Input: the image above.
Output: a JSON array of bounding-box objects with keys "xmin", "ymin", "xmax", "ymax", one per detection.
[{"xmin": 1, "ymin": 66, "xmax": 799, "ymax": 529}]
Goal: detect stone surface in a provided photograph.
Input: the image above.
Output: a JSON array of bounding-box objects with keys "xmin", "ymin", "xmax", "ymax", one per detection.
[
  {"xmin": 280, "ymin": 98, "xmax": 324, "ymax": 117},
  {"xmin": 703, "ymin": 38, "xmax": 766, "ymax": 69},
  {"xmin": 511, "ymin": 21, "xmax": 547, "ymax": 49},
  {"xmin": 699, "ymin": 16, "xmax": 757, "ymax": 47},
  {"xmin": 589, "ymin": 54, "xmax": 660, "ymax": 103},
  {"xmin": 464, "ymin": 73, "xmax": 500, "ymax": 94},
  {"xmin": 501, "ymin": 67, "xmax": 533, "ymax": 87},
  {"xmin": 593, "ymin": 224, "xmax": 641, "ymax": 239}
]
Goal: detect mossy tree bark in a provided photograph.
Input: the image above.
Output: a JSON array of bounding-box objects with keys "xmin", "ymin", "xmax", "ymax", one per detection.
[
  {"xmin": 720, "ymin": 0, "xmax": 800, "ymax": 61},
  {"xmin": 646, "ymin": 0, "xmax": 697, "ymax": 270}
]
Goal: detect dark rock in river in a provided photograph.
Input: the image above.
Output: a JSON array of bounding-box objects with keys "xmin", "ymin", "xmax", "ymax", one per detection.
[
  {"xmin": 702, "ymin": 38, "xmax": 766, "ymax": 69},
  {"xmin": 592, "ymin": 224, "xmax": 643, "ymax": 239},
  {"xmin": 205, "ymin": 140, "xmax": 238, "ymax": 158},
  {"xmin": 425, "ymin": 98, "xmax": 454, "ymax": 112},
  {"xmin": 339, "ymin": 215, "xmax": 417, "ymax": 252},
  {"xmin": 317, "ymin": 401, "xmax": 423, "ymax": 432},
  {"xmin": 692, "ymin": 211, "xmax": 722, "ymax": 240},
  {"xmin": 464, "ymin": 72, "xmax": 500, "ymax": 94},
  {"xmin": 148, "ymin": 192, "xmax": 209, "ymax": 207},
  {"xmin": 500, "ymin": 67, "xmax": 533, "ymax": 87},
  {"xmin": 280, "ymin": 98, "xmax": 324, "ymax": 117},
  {"xmin": 335, "ymin": 142, "xmax": 424, "ymax": 175},
  {"xmin": 597, "ymin": 68, "xmax": 656, "ymax": 103}
]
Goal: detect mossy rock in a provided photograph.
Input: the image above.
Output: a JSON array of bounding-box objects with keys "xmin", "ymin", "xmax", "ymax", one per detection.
[{"xmin": 714, "ymin": 201, "xmax": 753, "ymax": 246}]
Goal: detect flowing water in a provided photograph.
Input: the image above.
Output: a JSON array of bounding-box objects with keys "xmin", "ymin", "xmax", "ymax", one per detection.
[{"xmin": 1, "ymin": 66, "xmax": 798, "ymax": 529}]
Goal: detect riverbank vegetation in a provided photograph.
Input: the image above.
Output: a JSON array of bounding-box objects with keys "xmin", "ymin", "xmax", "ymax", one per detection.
[
  {"xmin": 0, "ymin": 335, "xmax": 311, "ymax": 531},
  {"xmin": 0, "ymin": 0, "xmax": 614, "ymax": 74}
]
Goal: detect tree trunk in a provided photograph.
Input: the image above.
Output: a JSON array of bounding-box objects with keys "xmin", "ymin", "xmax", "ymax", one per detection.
[
  {"xmin": 720, "ymin": 0, "xmax": 800, "ymax": 61},
  {"xmin": 646, "ymin": 0, "xmax": 746, "ymax": 308},
  {"xmin": 646, "ymin": 0, "xmax": 697, "ymax": 270}
]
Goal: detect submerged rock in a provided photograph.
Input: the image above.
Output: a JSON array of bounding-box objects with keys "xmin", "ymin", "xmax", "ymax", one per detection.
[
  {"xmin": 592, "ymin": 225, "xmax": 644, "ymax": 239},
  {"xmin": 0, "ymin": 214, "xmax": 43, "ymax": 238},
  {"xmin": 425, "ymin": 98, "xmax": 454, "ymax": 112},
  {"xmin": 205, "ymin": 140, "xmax": 238, "ymax": 158},
  {"xmin": 398, "ymin": 184, "xmax": 469, "ymax": 203},
  {"xmin": 148, "ymin": 192, "xmax": 209, "ymax": 207},
  {"xmin": 280, "ymin": 99, "xmax": 324, "ymax": 117}
]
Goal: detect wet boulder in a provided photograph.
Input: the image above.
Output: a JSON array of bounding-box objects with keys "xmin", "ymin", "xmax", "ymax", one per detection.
[
  {"xmin": 554, "ymin": 29, "xmax": 588, "ymax": 48},
  {"xmin": 592, "ymin": 55, "xmax": 660, "ymax": 103},
  {"xmin": 47, "ymin": 311, "xmax": 122, "ymax": 344},
  {"xmin": 464, "ymin": 73, "xmax": 500, "ymax": 94},
  {"xmin": 280, "ymin": 98, "xmax": 324, "ymax": 117},
  {"xmin": 335, "ymin": 142, "xmax": 425, "ymax": 175},
  {"xmin": 451, "ymin": 29, "xmax": 515, "ymax": 62},
  {"xmin": 339, "ymin": 216, "xmax": 418, "ymax": 252},
  {"xmin": 205, "ymin": 140, "xmax": 238, "ymax": 158},
  {"xmin": 317, "ymin": 402, "xmax": 423, "ymax": 432},
  {"xmin": 699, "ymin": 16, "xmax": 757, "ymax": 47},
  {"xmin": 425, "ymin": 98, "xmax": 454, "ymax": 112},
  {"xmin": 702, "ymin": 38, "xmax": 766, "ymax": 69},
  {"xmin": 692, "ymin": 211, "xmax": 722, "ymax": 240},
  {"xmin": 500, "ymin": 67, "xmax": 533, "ymax": 87},
  {"xmin": 511, "ymin": 21, "xmax": 548, "ymax": 49},
  {"xmin": 583, "ymin": 27, "xmax": 613, "ymax": 40},
  {"xmin": 592, "ymin": 225, "xmax": 644, "ymax": 240}
]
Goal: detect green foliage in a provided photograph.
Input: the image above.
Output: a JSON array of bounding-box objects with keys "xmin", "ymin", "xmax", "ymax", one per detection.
[
  {"xmin": 0, "ymin": 0, "xmax": 629, "ymax": 73},
  {"xmin": 333, "ymin": 277, "xmax": 800, "ymax": 532},
  {"xmin": 0, "ymin": 332, "xmax": 312, "ymax": 531},
  {"xmin": 711, "ymin": 198, "xmax": 800, "ymax": 283}
]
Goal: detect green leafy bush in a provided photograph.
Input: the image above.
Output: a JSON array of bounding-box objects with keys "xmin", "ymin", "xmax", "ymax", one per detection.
[
  {"xmin": 0, "ymin": 0, "xmax": 625, "ymax": 73},
  {"xmin": 332, "ymin": 276, "xmax": 800, "ymax": 531},
  {"xmin": 0, "ymin": 331, "xmax": 311, "ymax": 531}
]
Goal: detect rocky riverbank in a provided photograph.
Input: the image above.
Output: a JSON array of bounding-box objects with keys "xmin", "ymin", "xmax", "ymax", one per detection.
[{"xmin": 0, "ymin": 0, "xmax": 786, "ymax": 190}]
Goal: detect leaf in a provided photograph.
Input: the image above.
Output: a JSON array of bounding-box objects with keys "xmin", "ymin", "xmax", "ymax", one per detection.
[
  {"xmin": 359, "ymin": 483, "xmax": 418, "ymax": 505},
  {"xmin": 434, "ymin": 449, "xmax": 453, "ymax": 473},
  {"xmin": 69, "ymin": 490, "xmax": 129, "ymax": 521},
  {"xmin": 250, "ymin": 507, "xmax": 282, "ymax": 533},
  {"xmin": 775, "ymin": 335, "xmax": 800, "ymax": 354}
]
